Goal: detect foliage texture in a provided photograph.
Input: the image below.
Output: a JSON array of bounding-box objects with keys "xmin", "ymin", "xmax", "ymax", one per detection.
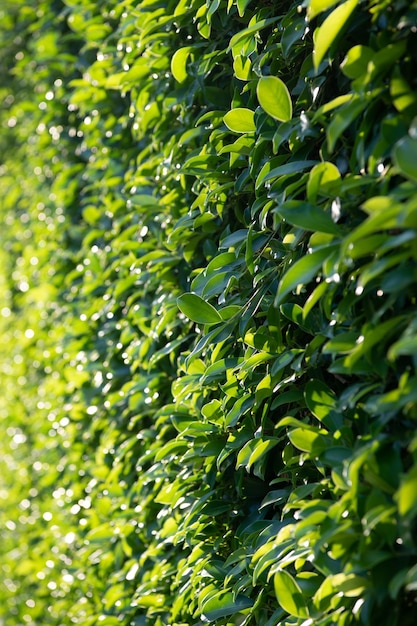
[{"xmin": 2, "ymin": 0, "xmax": 417, "ymax": 624}]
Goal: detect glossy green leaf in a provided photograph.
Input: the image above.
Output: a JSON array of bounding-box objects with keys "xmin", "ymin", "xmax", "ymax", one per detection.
[
  {"xmin": 305, "ymin": 380, "xmax": 342, "ymax": 430},
  {"xmin": 177, "ymin": 293, "xmax": 222, "ymax": 324},
  {"xmin": 276, "ymin": 201, "xmax": 341, "ymax": 234},
  {"xmin": 314, "ymin": 573, "xmax": 369, "ymax": 611},
  {"xmin": 237, "ymin": 0, "xmax": 252, "ymax": 17},
  {"xmin": 228, "ymin": 17, "xmax": 280, "ymax": 52},
  {"xmin": 275, "ymin": 245, "xmax": 337, "ymax": 305},
  {"xmin": 288, "ymin": 427, "xmax": 328, "ymax": 454},
  {"xmin": 341, "ymin": 44, "xmax": 374, "ymax": 78},
  {"xmin": 224, "ymin": 392, "xmax": 255, "ymax": 428},
  {"xmin": 274, "ymin": 570, "xmax": 310, "ymax": 618},
  {"xmin": 323, "ymin": 331, "xmax": 360, "ymax": 354},
  {"xmin": 258, "ymin": 160, "xmax": 318, "ymax": 189},
  {"xmin": 307, "ymin": 162, "xmax": 341, "ymax": 203},
  {"xmin": 201, "ymin": 591, "xmax": 253, "ymax": 621},
  {"xmin": 224, "ymin": 108, "xmax": 256, "ymax": 133},
  {"xmin": 257, "ymin": 76, "xmax": 293, "ymax": 122},
  {"xmin": 236, "ymin": 438, "xmax": 279, "ymax": 472},
  {"xmin": 233, "ymin": 54, "xmax": 253, "ymax": 80},
  {"xmin": 313, "ymin": 0, "xmax": 359, "ymax": 69},
  {"xmin": 171, "ymin": 46, "xmax": 192, "ymax": 82},
  {"xmin": 390, "ymin": 73, "xmax": 417, "ymax": 113},
  {"xmin": 308, "ymin": 0, "xmax": 341, "ymax": 20}
]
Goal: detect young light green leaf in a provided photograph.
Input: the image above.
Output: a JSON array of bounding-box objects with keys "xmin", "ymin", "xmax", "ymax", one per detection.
[
  {"xmin": 233, "ymin": 54, "xmax": 252, "ymax": 80},
  {"xmin": 237, "ymin": 0, "xmax": 252, "ymax": 17},
  {"xmin": 341, "ymin": 45, "xmax": 374, "ymax": 79},
  {"xmin": 288, "ymin": 428, "xmax": 327, "ymax": 454},
  {"xmin": 224, "ymin": 108, "xmax": 256, "ymax": 133},
  {"xmin": 257, "ymin": 76, "xmax": 293, "ymax": 122},
  {"xmin": 313, "ymin": 0, "xmax": 359, "ymax": 69},
  {"xmin": 275, "ymin": 245, "xmax": 337, "ymax": 305},
  {"xmin": 308, "ymin": 0, "xmax": 341, "ymax": 20},
  {"xmin": 307, "ymin": 162, "xmax": 341, "ymax": 203},
  {"xmin": 177, "ymin": 293, "xmax": 222, "ymax": 324},
  {"xmin": 171, "ymin": 47, "xmax": 192, "ymax": 83},
  {"xmin": 228, "ymin": 17, "xmax": 280, "ymax": 52},
  {"xmin": 274, "ymin": 570, "xmax": 310, "ymax": 618}
]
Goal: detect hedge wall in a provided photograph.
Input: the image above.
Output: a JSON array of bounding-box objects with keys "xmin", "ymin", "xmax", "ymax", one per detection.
[{"xmin": 2, "ymin": 0, "xmax": 417, "ymax": 624}]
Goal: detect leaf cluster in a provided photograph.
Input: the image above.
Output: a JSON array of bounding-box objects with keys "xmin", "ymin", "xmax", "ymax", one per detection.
[{"xmin": 1, "ymin": 0, "xmax": 417, "ymax": 625}]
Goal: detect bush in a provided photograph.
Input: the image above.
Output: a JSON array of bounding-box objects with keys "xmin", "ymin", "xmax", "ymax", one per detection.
[{"xmin": 1, "ymin": 0, "xmax": 417, "ymax": 624}]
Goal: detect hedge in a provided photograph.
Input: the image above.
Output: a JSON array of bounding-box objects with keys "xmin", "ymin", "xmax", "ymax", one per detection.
[{"xmin": 1, "ymin": 0, "xmax": 417, "ymax": 624}]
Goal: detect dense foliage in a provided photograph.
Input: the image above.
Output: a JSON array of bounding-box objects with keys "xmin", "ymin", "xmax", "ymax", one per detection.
[{"xmin": 2, "ymin": 0, "xmax": 417, "ymax": 624}]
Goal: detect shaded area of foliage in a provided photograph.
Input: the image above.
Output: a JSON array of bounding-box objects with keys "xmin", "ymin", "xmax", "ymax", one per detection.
[{"xmin": 1, "ymin": 0, "xmax": 417, "ymax": 624}]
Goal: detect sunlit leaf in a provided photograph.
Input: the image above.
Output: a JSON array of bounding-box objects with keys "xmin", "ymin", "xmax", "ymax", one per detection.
[
  {"xmin": 275, "ymin": 245, "xmax": 338, "ymax": 305},
  {"xmin": 177, "ymin": 293, "xmax": 222, "ymax": 324},
  {"xmin": 308, "ymin": 0, "xmax": 341, "ymax": 20},
  {"xmin": 201, "ymin": 591, "xmax": 253, "ymax": 621},
  {"xmin": 313, "ymin": 0, "xmax": 359, "ymax": 69},
  {"xmin": 257, "ymin": 76, "xmax": 292, "ymax": 122},
  {"xmin": 224, "ymin": 108, "xmax": 256, "ymax": 133},
  {"xmin": 171, "ymin": 46, "xmax": 193, "ymax": 82},
  {"xmin": 307, "ymin": 162, "xmax": 341, "ymax": 203},
  {"xmin": 341, "ymin": 44, "xmax": 374, "ymax": 78},
  {"xmin": 274, "ymin": 570, "xmax": 310, "ymax": 618}
]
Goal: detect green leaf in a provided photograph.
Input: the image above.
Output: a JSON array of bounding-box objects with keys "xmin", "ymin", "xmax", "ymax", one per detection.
[
  {"xmin": 395, "ymin": 465, "xmax": 417, "ymax": 518},
  {"xmin": 220, "ymin": 305, "xmax": 242, "ymax": 320},
  {"xmin": 389, "ymin": 335, "xmax": 417, "ymax": 360},
  {"xmin": 308, "ymin": 0, "xmax": 341, "ymax": 20},
  {"xmin": 305, "ymin": 380, "xmax": 342, "ymax": 430},
  {"xmin": 201, "ymin": 591, "xmax": 253, "ymax": 621},
  {"xmin": 390, "ymin": 72, "xmax": 417, "ymax": 113},
  {"xmin": 233, "ymin": 54, "xmax": 253, "ymax": 80},
  {"xmin": 275, "ymin": 245, "xmax": 337, "ymax": 305},
  {"xmin": 228, "ymin": 17, "xmax": 280, "ymax": 52},
  {"xmin": 177, "ymin": 293, "xmax": 222, "ymax": 325},
  {"xmin": 275, "ymin": 201, "xmax": 341, "ymax": 235},
  {"xmin": 307, "ymin": 162, "xmax": 341, "ymax": 203},
  {"xmin": 224, "ymin": 392, "xmax": 255, "ymax": 428},
  {"xmin": 288, "ymin": 428, "xmax": 328, "ymax": 454},
  {"xmin": 236, "ymin": 438, "xmax": 279, "ymax": 473},
  {"xmin": 393, "ymin": 136, "xmax": 417, "ymax": 183},
  {"xmin": 314, "ymin": 574, "xmax": 369, "ymax": 611},
  {"xmin": 323, "ymin": 331, "xmax": 360, "ymax": 354},
  {"xmin": 171, "ymin": 47, "xmax": 192, "ymax": 83},
  {"xmin": 344, "ymin": 317, "xmax": 406, "ymax": 367},
  {"xmin": 256, "ymin": 76, "xmax": 293, "ymax": 122},
  {"xmin": 224, "ymin": 108, "xmax": 256, "ymax": 133},
  {"xmin": 313, "ymin": 0, "xmax": 359, "ymax": 69},
  {"xmin": 258, "ymin": 160, "xmax": 318, "ymax": 189},
  {"xmin": 341, "ymin": 45, "xmax": 374, "ymax": 79},
  {"xmin": 237, "ymin": 0, "xmax": 252, "ymax": 17},
  {"xmin": 326, "ymin": 95, "xmax": 368, "ymax": 153},
  {"xmin": 274, "ymin": 570, "xmax": 310, "ymax": 618}
]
